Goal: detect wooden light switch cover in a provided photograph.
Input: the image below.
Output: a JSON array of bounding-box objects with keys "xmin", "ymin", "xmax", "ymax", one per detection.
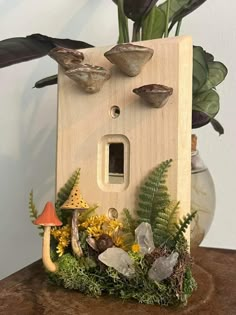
[{"xmin": 56, "ymin": 36, "xmax": 192, "ymax": 238}]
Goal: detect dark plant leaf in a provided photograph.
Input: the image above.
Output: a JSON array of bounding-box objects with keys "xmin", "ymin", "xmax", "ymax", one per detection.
[
  {"xmin": 198, "ymin": 61, "xmax": 228, "ymax": 93},
  {"xmin": 33, "ymin": 74, "xmax": 58, "ymax": 89},
  {"xmin": 0, "ymin": 33, "xmax": 93, "ymax": 68},
  {"xmin": 210, "ymin": 118, "xmax": 224, "ymax": 135},
  {"xmin": 193, "ymin": 46, "xmax": 208, "ymax": 94},
  {"xmin": 142, "ymin": 6, "xmax": 166, "ymax": 40},
  {"xmin": 123, "ymin": 0, "xmax": 159, "ymax": 22},
  {"xmin": 205, "ymin": 51, "xmax": 214, "ymax": 62},
  {"xmin": 193, "ymin": 89, "xmax": 220, "ymax": 126},
  {"xmin": 168, "ymin": 0, "xmax": 207, "ymax": 32},
  {"xmin": 158, "ymin": 0, "xmax": 190, "ymax": 21},
  {"xmin": 192, "ymin": 110, "xmax": 211, "ymax": 128}
]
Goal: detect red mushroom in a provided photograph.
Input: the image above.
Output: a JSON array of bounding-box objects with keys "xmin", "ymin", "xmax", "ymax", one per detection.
[{"xmin": 34, "ymin": 202, "xmax": 62, "ymax": 273}]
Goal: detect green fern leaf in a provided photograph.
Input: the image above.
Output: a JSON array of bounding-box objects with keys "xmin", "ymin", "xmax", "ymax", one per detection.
[
  {"xmin": 28, "ymin": 190, "xmax": 43, "ymax": 234},
  {"xmin": 29, "ymin": 190, "xmax": 38, "ymax": 221},
  {"xmin": 136, "ymin": 159, "xmax": 172, "ymax": 227},
  {"xmin": 121, "ymin": 209, "xmax": 138, "ymax": 250},
  {"xmin": 153, "ymin": 201, "xmax": 179, "ymax": 246},
  {"xmin": 55, "ymin": 169, "xmax": 80, "ymax": 210},
  {"xmin": 173, "ymin": 211, "xmax": 197, "ymax": 244}
]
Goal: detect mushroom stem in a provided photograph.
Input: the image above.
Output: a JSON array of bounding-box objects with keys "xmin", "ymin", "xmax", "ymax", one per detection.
[
  {"xmin": 71, "ymin": 209, "xmax": 83, "ymax": 257},
  {"xmin": 42, "ymin": 226, "xmax": 57, "ymax": 273}
]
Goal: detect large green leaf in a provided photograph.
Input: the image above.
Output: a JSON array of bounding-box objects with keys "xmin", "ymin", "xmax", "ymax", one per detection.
[
  {"xmin": 193, "ymin": 46, "xmax": 208, "ymax": 94},
  {"xmin": 168, "ymin": 0, "xmax": 207, "ymax": 32},
  {"xmin": 142, "ymin": 6, "xmax": 166, "ymax": 40},
  {"xmin": 198, "ymin": 61, "xmax": 228, "ymax": 93},
  {"xmin": 0, "ymin": 33, "xmax": 93, "ymax": 68},
  {"xmin": 123, "ymin": 0, "xmax": 159, "ymax": 22},
  {"xmin": 193, "ymin": 89, "xmax": 220, "ymax": 119},
  {"xmin": 158, "ymin": 0, "xmax": 190, "ymax": 21}
]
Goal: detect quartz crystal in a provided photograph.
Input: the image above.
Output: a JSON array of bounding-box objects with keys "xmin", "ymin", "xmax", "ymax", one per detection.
[
  {"xmin": 98, "ymin": 248, "xmax": 135, "ymax": 277},
  {"xmin": 135, "ymin": 222, "xmax": 155, "ymax": 254},
  {"xmin": 148, "ymin": 252, "xmax": 179, "ymax": 282}
]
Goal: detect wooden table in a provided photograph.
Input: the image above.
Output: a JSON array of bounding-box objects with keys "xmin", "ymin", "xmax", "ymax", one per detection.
[{"xmin": 0, "ymin": 247, "xmax": 236, "ymax": 315}]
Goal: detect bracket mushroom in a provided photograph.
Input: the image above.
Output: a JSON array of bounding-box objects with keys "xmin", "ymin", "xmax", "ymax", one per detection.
[
  {"xmin": 48, "ymin": 47, "xmax": 84, "ymax": 71},
  {"xmin": 60, "ymin": 186, "xmax": 89, "ymax": 257},
  {"xmin": 104, "ymin": 43, "xmax": 154, "ymax": 77},
  {"xmin": 34, "ymin": 202, "xmax": 62, "ymax": 273},
  {"xmin": 133, "ymin": 84, "xmax": 173, "ymax": 108},
  {"xmin": 65, "ymin": 64, "xmax": 111, "ymax": 93}
]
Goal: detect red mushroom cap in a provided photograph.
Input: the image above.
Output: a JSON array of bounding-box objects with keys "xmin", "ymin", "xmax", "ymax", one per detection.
[{"xmin": 34, "ymin": 202, "xmax": 62, "ymax": 227}]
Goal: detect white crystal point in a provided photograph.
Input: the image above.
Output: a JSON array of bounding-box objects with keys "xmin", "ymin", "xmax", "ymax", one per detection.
[
  {"xmin": 148, "ymin": 252, "xmax": 179, "ymax": 282},
  {"xmin": 135, "ymin": 222, "xmax": 155, "ymax": 254},
  {"xmin": 98, "ymin": 248, "xmax": 135, "ymax": 278}
]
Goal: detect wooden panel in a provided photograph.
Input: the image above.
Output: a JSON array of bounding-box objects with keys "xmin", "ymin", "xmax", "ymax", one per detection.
[{"xmin": 56, "ymin": 36, "xmax": 192, "ymax": 240}]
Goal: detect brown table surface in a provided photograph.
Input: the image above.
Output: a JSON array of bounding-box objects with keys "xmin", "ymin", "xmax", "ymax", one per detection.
[{"xmin": 0, "ymin": 247, "xmax": 235, "ymax": 315}]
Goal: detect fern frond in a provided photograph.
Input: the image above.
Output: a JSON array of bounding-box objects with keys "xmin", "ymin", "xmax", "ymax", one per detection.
[
  {"xmin": 153, "ymin": 201, "xmax": 179, "ymax": 246},
  {"xmin": 173, "ymin": 211, "xmax": 197, "ymax": 244},
  {"xmin": 55, "ymin": 169, "xmax": 80, "ymax": 210},
  {"xmin": 121, "ymin": 208, "xmax": 137, "ymax": 250},
  {"xmin": 122, "ymin": 208, "xmax": 137, "ymax": 235},
  {"xmin": 136, "ymin": 159, "xmax": 172, "ymax": 227},
  {"xmin": 78, "ymin": 205, "xmax": 97, "ymax": 223},
  {"xmin": 29, "ymin": 190, "xmax": 38, "ymax": 221},
  {"xmin": 28, "ymin": 190, "xmax": 43, "ymax": 234}
]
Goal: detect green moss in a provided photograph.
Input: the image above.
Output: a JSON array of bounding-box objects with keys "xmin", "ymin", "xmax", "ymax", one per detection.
[{"xmin": 47, "ymin": 250, "xmax": 196, "ymax": 306}]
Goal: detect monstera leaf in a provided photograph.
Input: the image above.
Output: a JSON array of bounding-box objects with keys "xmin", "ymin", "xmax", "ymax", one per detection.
[{"xmin": 0, "ymin": 33, "xmax": 93, "ymax": 68}]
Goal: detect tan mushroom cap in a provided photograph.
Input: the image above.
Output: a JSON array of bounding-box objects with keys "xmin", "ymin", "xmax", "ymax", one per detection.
[
  {"xmin": 48, "ymin": 47, "xmax": 84, "ymax": 71},
  {"xmin": 65, "ymin": 64, "xmax": 111, "ymax": 93},
  {"xmin": 104, "ymin": 43, "xmax": 154, "ymax": 77},
  {"xmin": 34, "ymin": 202, "xmax": 62, "ymax": 226},
  {"xmin": 60, "ymin": 186, "xmax": 89, "ymax": 211}
]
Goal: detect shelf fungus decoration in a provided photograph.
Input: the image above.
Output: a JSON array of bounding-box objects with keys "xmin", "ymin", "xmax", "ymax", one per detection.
[
  {"xmin": 104, "ymin": 43, "xmax": 154, "ymax": 77},
  {"xmin": 34, "ymin": 202, "xmax": 62, "ymax": 273},
  {"xmin": 133, "ymin": 84, "xmax": 173, "ymax": 108},
  {"xmin": 48, "ymin": 47, "xmax": 84, "ymax": 71},
  {"xmin": 65, "ymin": 64, "xmax": 111, "ymax": 93},
  {"xmin": 61, "ymin": 186, "xmax": 89, "ymax": 257}
]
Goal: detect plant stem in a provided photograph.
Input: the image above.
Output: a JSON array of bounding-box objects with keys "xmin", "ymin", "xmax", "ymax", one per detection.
[
  {"xmin": 175, "ymin": 19, "xmax": 182, "ymax": 36},
  {"xmin": 132, "ymin": 22, "xmax": 141, "ymax": 42},
  {"xmin": 164, "ymin": 0, "xmax": 171, "ymax": 38},
  {"xmin": 117, "ymin": 0, "xmax": 129, "ymax": 43}
]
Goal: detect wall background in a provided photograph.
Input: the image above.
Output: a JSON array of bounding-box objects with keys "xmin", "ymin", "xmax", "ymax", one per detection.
[{"xmin": 0, "ymin": 0, "xmax": 235, "ymax": 279}]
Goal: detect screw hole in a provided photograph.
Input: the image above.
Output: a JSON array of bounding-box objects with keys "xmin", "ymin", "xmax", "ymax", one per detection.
[
  {"xmin": 110, "ymin": 106, "xmax": 120, "ymax": 119},
  {"xmin": 108, "ymin": 208, "xmax": 118, "ymax": 219}
]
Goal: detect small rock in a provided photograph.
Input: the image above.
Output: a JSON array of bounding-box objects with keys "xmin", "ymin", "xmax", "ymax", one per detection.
[
  {"xmin": 135, "ymin": 222, "xmax": 155, "ymax": 254},
  {"xmin": 148, "ymin": 252, "xmax": 179, "ymax": 282},
  {"xmin": 98, "ymin": 248, "xmax": 135, "ymax": 278}
]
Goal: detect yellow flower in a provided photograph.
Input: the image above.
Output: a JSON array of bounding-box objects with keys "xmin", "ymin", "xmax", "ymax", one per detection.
[
  {"xmin": 51, "ymin": 224, "xmax": 71, "ymax": 256},
  {"xmin": 131, "ymin": 243, "xmax": 140, "ymax": 253}
]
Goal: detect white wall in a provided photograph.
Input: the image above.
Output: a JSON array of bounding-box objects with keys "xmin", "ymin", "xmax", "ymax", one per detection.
[{"xmin": 0, "ymin": 0, "xmax": 235, "ymax": 279}]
